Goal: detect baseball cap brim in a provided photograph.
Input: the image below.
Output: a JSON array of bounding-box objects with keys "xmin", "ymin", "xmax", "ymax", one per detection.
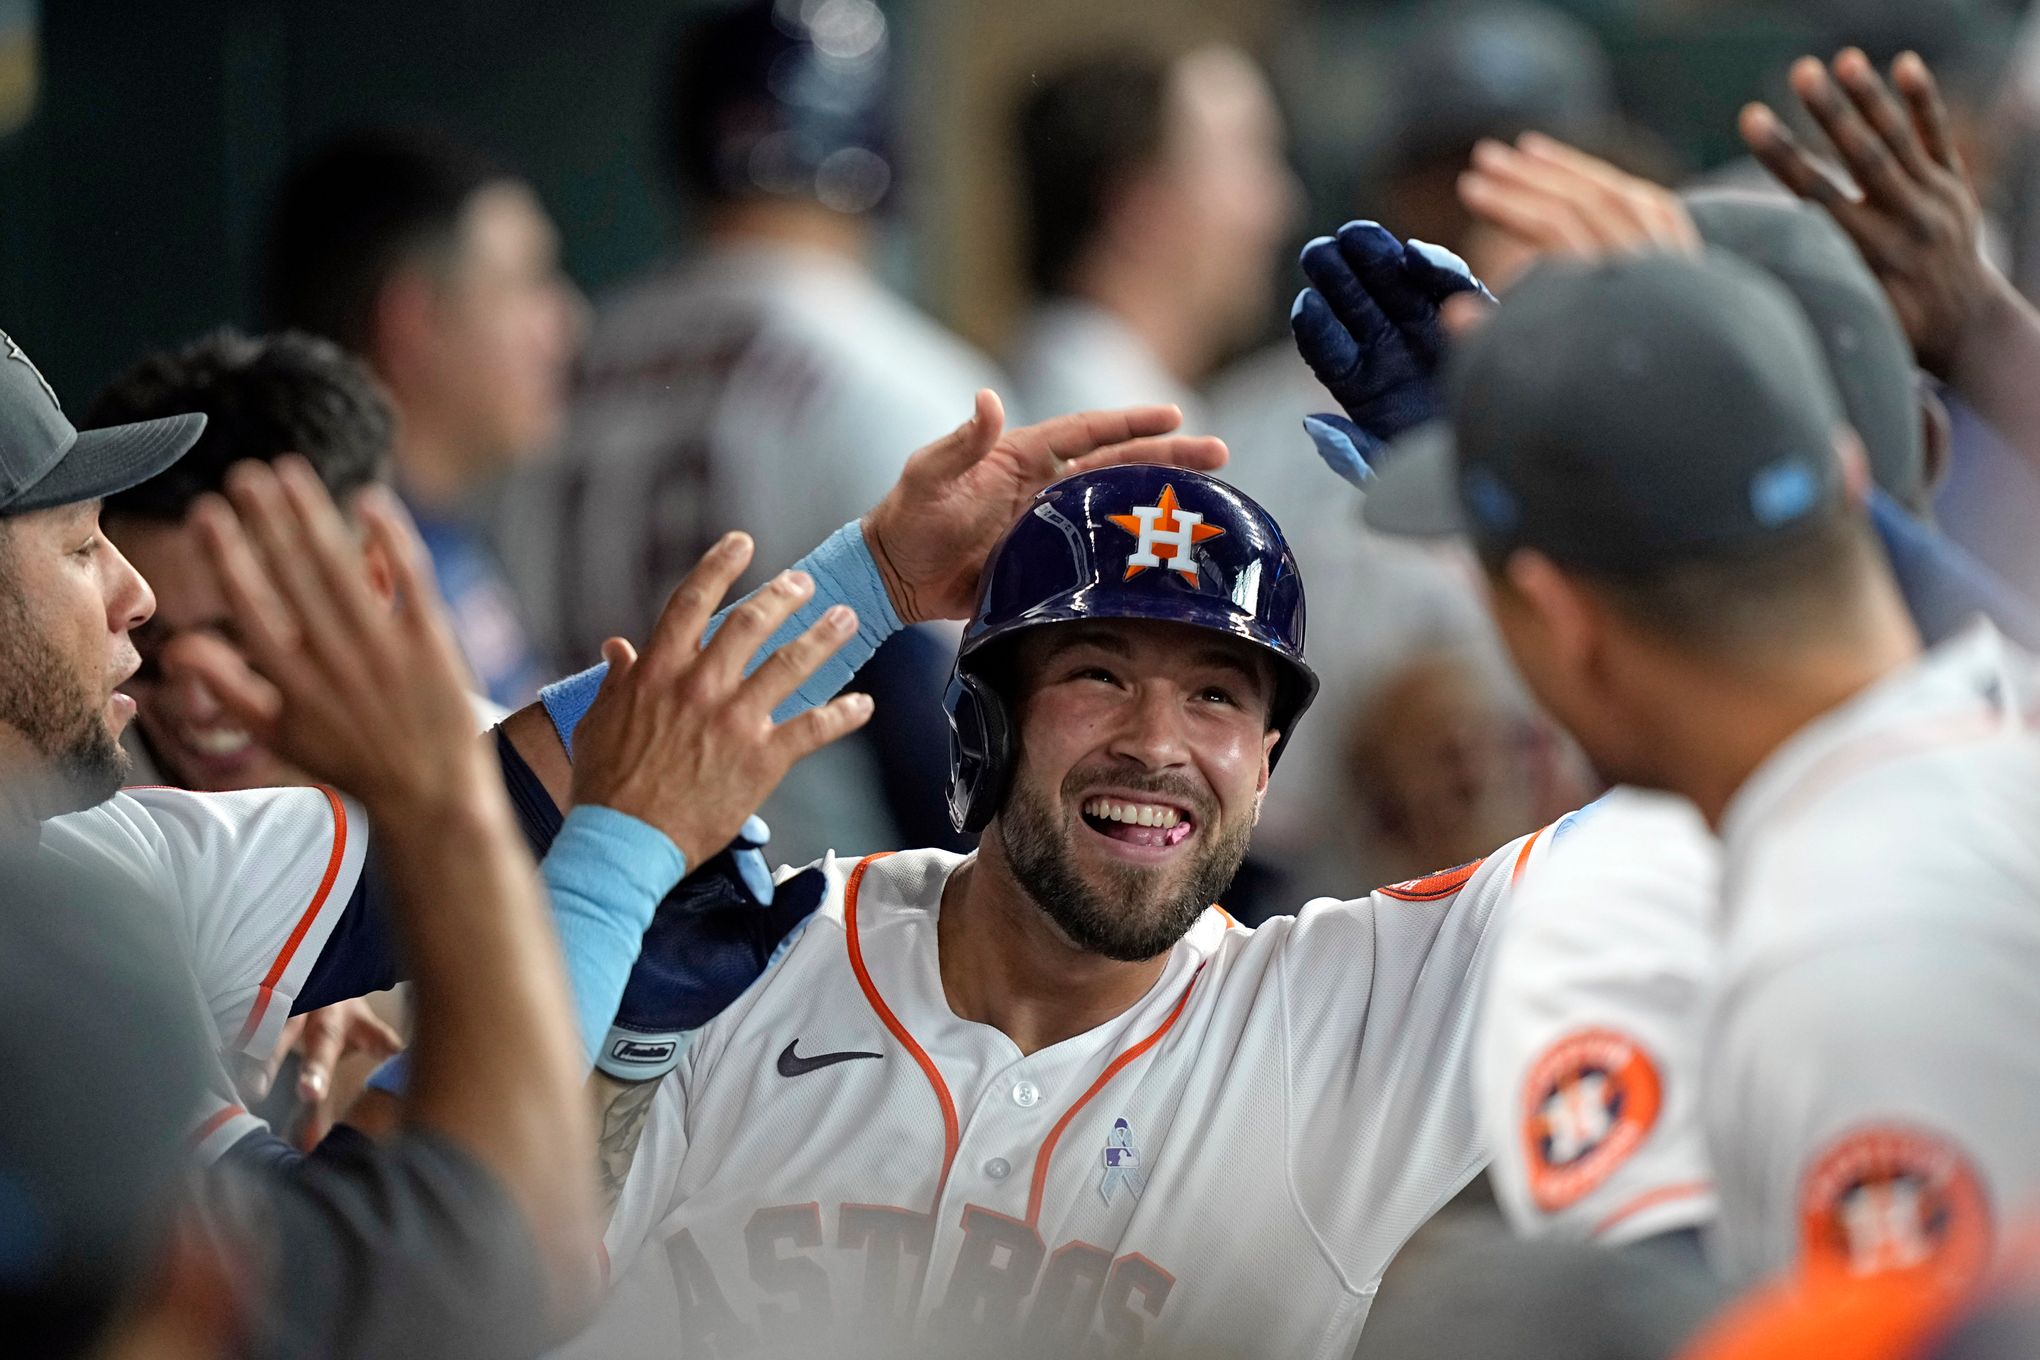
[
  {"xmin": 5, "ymin": 412, "xmax": 206, "ymax": 514},
  {"xmin": 1359, "ymin": 419, "xmax": 1465, "ymax": 537}
]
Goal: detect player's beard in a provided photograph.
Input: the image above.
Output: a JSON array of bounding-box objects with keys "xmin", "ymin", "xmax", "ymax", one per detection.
[
  {"xmin": 998, "ymin": 766, "xmax": 1251, "ymax": 963},
  {"xmin": 0, "ymin": 579, "xmax": 129, "ymax": 816}
]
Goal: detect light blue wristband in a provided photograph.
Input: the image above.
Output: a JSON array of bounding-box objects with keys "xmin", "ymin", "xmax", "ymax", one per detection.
[
  {"xmin": 363, "ymin": 802, "xmax": 687, "ymax": 1094},
  {"xmin": 541, "ymin": 519, "xmax": 902, "ymax": 755}
]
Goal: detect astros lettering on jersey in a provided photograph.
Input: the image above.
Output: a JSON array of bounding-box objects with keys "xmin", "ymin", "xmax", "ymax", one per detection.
[{"xmin": 561, "ymin": 469, "xmax": 1564, "ymax": 1359}]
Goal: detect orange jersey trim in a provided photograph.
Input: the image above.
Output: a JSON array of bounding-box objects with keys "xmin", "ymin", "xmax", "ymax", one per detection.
[
  {"xmin": 190, "ymin": 1103, "xmax": 246, "ymax": 1147},
  {"xmin": 1025, "ymin": 963, "xmax": 1204, "ymax": 1227},
  {"xmin": 843, "ymin": 852, "xmax": 962, "ymax": 1209},
  {"xmin": 231, "ymin": 785, "xmax": 349, "ymax": 1053},
  {"xmin": 1510, "ymin": 823, "xmax": 1551, "ymax": 883}
]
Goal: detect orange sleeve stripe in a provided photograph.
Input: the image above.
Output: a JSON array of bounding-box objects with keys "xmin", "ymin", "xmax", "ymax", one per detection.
[
  {"xmin": 1025, "ymin": 962, "xmax": 1204, "ymax": 1228},
  {"xmin": 1592, "ymin": 1180, "xmax": 1714, "ymax": 1239},
  {"xmin": 232, "ymin": 786, "xmax": 349, "ymax": 1052},
  {"xmin": 1510, "ymin": 823, "xmax": 1552, "ymax": 884},
  {"xmin": 190, "ymin": 1104, "xmax": 246, "ymax": 1147},
  {"xmin": 843, "ymin": 852, "xmax": 962, "ymax": 1209}
]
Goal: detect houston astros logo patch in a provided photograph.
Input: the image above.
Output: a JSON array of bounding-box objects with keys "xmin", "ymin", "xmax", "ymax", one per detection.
[
  {"xmin": 1799, "ymin": 1125, "xmax": 1991, "ymax": 1283},
  {"xmin": 1522, "ymin": 1028, "xmax": 1663, "ymax": 1212},
  {"xmin": 1108, "ymin": 484, "xmax": 1224, "ymax": 582}
]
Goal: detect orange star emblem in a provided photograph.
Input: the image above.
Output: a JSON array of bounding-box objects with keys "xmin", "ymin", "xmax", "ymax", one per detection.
[{"xmin": 1107, "ymin": 483, "xmax": 1225, "ymax": 582}]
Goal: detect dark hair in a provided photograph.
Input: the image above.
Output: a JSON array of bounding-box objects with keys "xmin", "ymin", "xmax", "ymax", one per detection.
[
  {"xmin": 86, "ymin": 330, "xmax": 393, "ymax": 521},
  {"xmin": 1015, "ymin": 53, "xmax": 1172, "ymax": 296},
  {"xmin": 264, "ymin": 127, "xmax": 515, "ymax": 353},
  {"xmin": 1496, "ymin": 502, "xmax": 1886, "ymax": 652}
]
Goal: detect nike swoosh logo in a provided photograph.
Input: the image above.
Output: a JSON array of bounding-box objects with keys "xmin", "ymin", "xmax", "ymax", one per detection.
[{"xmin": 777, "ymin": 1039, "xmax": 883, "ymax": 1077}]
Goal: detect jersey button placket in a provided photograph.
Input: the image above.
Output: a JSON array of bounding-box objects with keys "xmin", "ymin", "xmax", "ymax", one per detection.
[{"xmin": 1012, "ymin": 1080, "xmax": 1040, "ymax": 1108}]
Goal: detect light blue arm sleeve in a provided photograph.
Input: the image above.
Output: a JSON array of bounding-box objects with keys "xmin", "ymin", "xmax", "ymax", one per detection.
[
  {"xmin": 540, "ymin": 519, "xmax": 903, "ymax": 757},
  {"xmin": 365, "ymin": 803, "xmax": 685, "ymax": 1093}
]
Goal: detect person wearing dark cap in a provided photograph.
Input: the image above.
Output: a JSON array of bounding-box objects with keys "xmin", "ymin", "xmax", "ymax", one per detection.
[{"xmin": 1370, "ymin": 250, "xmax": 2040, "ymax": 1288}]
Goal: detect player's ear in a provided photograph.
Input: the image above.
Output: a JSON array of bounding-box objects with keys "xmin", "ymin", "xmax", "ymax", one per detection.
[{"xmin": 1499, "ymin": 548, "xmax": 1599, "ymax": 677}]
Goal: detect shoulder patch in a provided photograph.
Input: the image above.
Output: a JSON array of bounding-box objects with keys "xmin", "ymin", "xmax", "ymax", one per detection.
[
  {"xmin": 1799, "ymin": 1125, "xmax": 1992, "ymax": 1284},
  {"xmin": 1378, "ymin": 858, "xmax": 1484, "ymax": 902},
  {"xmin": 1522, "ymin": 1028, "xmax": 1664, "ymax": 1212}
]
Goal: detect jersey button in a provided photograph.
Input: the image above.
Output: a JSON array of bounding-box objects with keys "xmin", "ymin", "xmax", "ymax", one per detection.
[
  {"xmin": 984, "ymin": 1157, "xmax": 1011, "ymax": 1180},
  {"xmin": 1012, "ymin": 1080, "xmax": 1040, "ymax": 1108}
]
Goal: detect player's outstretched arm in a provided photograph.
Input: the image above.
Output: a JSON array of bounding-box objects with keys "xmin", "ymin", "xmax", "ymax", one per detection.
[
  {"xmin": 1741, "ymin": 49, "xmax": 2040, "ymax": 460},
  {"xmin": 184, "ymin": 457, "xmax": 600, "ymax": 1325}
]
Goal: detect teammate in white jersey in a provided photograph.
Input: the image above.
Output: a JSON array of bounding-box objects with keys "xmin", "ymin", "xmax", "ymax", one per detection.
[
  {"xmin": 1358, "ymin": 249, "xmax": 2040, "ymax": 1288},
  {"xmin": 560, "ymin": 462, "xmax": 1564, "ymax": 1359}
]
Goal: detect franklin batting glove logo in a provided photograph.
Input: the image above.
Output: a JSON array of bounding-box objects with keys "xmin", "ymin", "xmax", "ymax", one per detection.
[{"xmin": 611, "ymin": 1038, "xmax": 678, "ymax": 1065}]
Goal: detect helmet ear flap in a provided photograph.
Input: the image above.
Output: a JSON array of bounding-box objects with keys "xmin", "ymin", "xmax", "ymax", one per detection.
[{"xmin": 944, "ymin": 668, "xmax": 1012, "ymax": 835}]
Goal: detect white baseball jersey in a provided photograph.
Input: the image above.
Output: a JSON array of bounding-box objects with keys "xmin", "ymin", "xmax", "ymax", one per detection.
[
  {"xmin": 38, "ymin": 785, "xmax": 369, "ymax": 1159},
  {"xmin": 508, "ymin": 240, "xmax": 1007, "ymax": 666},
  {"xmin": 1475, "ymin": 788, "xmax": 1721, "ymax": 1247},
  {"xmin": 1708, "ymin": 622, "xmax": 2040, "ymax": 1286},
  {"xmin": 563, "ymin": 828, "xmax": 1559, "ymax": 1360}
]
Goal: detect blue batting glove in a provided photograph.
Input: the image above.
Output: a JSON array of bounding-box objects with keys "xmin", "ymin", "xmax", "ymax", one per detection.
[
  {"xmin": 595, "ymin": 816, "xmax": 820, "ymax": 1083},
  {"xmin": 1290, "ymin": 220, "xmax": 1494, "ymax": 476},
  {"xmin": 1300, "ymin": 414, "xmax": 1376, "ymax": 489}
]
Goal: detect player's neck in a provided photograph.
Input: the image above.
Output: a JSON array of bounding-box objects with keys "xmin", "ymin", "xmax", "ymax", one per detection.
[
  {"xmin": 1655, "ymin": 625, "xmax": 1921, "ymax": 829},
  {"xmin": 1066, "ymin": 255, "xmax": 1213, "ymax": 387},
  {"xmin": 936, "ymin": 844, "xmax": 1173, "ymax": 1057},
  {"xmin": 705, "ymin": 201, "xmax": 872, "ymax": 263}
]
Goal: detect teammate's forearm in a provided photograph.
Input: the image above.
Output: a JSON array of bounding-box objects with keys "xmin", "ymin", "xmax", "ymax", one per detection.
[
  {"xmin": 1947, "ymin": 273, "xmax": 2040, "ymax": 465},
  {"xmin": 541, "ymin": 519, "xmax": 902, "ymax": 759},
  {"xmin": 370, "ymin": 788, "xmax": 599, "ymax": 1318},
  {"xmin": 590, "ymin": 1070, "xmax": 663, "ymax": 1224}
]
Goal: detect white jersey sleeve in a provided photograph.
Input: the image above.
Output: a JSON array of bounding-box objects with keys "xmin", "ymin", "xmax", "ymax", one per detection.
[
  {"xmin": 1273, "ymin": 823, "xmax": 1559, "ymax": 1271},
  {"xmin": 39, "ymin": 785, "xmax": 368, "ymax": 1069},
  {"xmin": 1476, "ymin": 790, "xmax": 1720, "ymax": 1246}
]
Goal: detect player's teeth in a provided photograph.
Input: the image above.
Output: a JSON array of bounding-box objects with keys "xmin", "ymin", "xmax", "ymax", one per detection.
[
  {"xmin": 1138, "ymin": 807, "xmax": 1156, "ymax": 826},
  {"xmin": 189, "ymin": 727, "xmax": 252, "ymax": 756},
  {"xmin": 1084, "ymin": 798, "xmax": 1186, "ymax": 828}
]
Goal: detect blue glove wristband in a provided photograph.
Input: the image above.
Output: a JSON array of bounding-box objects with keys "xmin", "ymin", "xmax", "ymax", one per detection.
[{"xmin": 541, "ymin": 519, "xmax": 903, "ymax": 756}]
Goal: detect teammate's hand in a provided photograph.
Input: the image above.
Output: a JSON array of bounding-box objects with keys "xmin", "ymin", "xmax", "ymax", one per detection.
[
  {"xmin": 1740, "ymin": 49, "xmax": 2003, "ymax": 377},
  {"xmin": 182, "ymin": 458, "xmax": 493, "ymax": 819},
  {"xmin": 860, "ymin": 390, "xmax": 1227, "ymax": 624},
  {"xmin": 1457, "ymin": 133, "xmax": 1699, "ymax": 259},
  {"xmin": 271, "ymin": 997, "xmax": 405, "ymax": 1145},
  {"xmin": 1289, "ymin": 221, "xmax": 1494, "ymax": 482},
  {"xmin": 568, "ymin": 532, "xmax": 874, "ymax": 870}
]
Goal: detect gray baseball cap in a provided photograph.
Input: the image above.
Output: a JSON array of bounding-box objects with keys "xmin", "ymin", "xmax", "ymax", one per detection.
[
  {"xmin": 0, "ymin": 329, "xmax": 205, "ymax": 515},
  {"xmin": 1363, "ymin": 250, "xmax": 1847, "ymax": 570}
]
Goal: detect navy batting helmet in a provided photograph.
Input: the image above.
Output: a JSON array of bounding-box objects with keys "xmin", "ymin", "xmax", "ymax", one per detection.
[
  {"xmin": 945, "ymin": 464, "xmax": 1317, "ymax": 834},
  {"xmin": 664, "ymin": 0, "xmax": 894, "ymax": 214}
]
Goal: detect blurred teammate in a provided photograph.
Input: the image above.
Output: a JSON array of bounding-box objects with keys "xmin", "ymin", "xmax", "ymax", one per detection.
[
  {"xmin": 511, "ymin": 0, "xmax": 1001, "ymax": 856},
  {"xmin": 1363, "ymin": 250, "xmax": 2040, "ymax": 1287},
  {"xmin": 85, "ymin": 330, "xmax": 414, "ymax": 1139},
  {"xmin": 1009, "ymin": 44, "xmax": 1299, "ymax": 429},
  {"xmin": 265, "ymin": 126, "xmax": 585, "ymax": 705}
]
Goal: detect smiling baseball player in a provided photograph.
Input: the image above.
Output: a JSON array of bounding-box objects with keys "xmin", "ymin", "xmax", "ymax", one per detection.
[{"xmin": 558, "ymin": 463, "xmax": 1564, "ymax": 1360}]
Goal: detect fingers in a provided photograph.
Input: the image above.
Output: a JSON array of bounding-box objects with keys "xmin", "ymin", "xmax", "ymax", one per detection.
[
  {"xmin": 912, "ymin": 389, "xmax": 1007, "ymax": 481},
  {"xmin": 1832, "ymin": 46, "xmax": 1934, "ymax": 183},
  {"xmin": 1459, "ymin": 145, "xmax": 1604, "ymax": 255},
  {"xmin": 1460, "ymin": 136, "xmax": 1692, "ymax": 257},
  {"xmin": 1298, "ymin": 232, "xmax": 1394, "ymax": 341},
  {"xmin": 641, "ymin": 532, "xmax": 754, "ymax": 673},
  {"xmin": 1020, "ymin": 404, "xmax": 1190, "ymax": 468},
  {"xmin": 1289, "ymin": 288, "xmax": 1365, "ymax": 389},
  {"xmin": 353, "ymin": 485, "xmax": 448, "ymax": 631},
  {"xmin": 167, "ymin": 632, "xmax": 285, "ymax": 740},
  {"xmin": 1516, "ymin": 133, "xmax": 1700, "ymax": 251},
  {"xmin": 697, "ymin": 569, "xmax": 815, "ymax": 690},
  {"xmin": 354, "ymin": 1010, "xmax": 404, "ymax": 1059},
  {"xmin": 1058, "ymin": 432, "xmax": 1229, "ymax": 478},
  {"xmin": 1788, "ymin": 55, "xmax": 1919, "ymax": 221},
  {"xmin": 274, "ymin": 457, "xmax": 385, "ymax": 645},
  {"xmin": 769, "ymin": 691, "xmax": 875, "ymax": 763},
  {"xmin": 189, "ymin": 493, "xmax": 304, "ymax": 675},
  {"xmin": 296, "ymin": 1011, "xmax": 348, "ymax": 1103},
  {"xmin": 1894, "ymin": 50, "xmax": 1962, "ymax": 175},
  {"xmin": 736, "ymin": 603, "xmax": 858, "ymax": 715},
  {"xmin": 1739, "ymin": 100, "xmax": 1910, "ymax": 272},
  {"xmin": 1336, "ymin": 220, "xmax": 1433, "ymax": 326}
]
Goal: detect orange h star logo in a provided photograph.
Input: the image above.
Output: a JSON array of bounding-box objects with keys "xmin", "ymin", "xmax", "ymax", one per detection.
[{"xmin": 1108, "ymin": 484, "xmax": 1225, "ymax": 582}]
